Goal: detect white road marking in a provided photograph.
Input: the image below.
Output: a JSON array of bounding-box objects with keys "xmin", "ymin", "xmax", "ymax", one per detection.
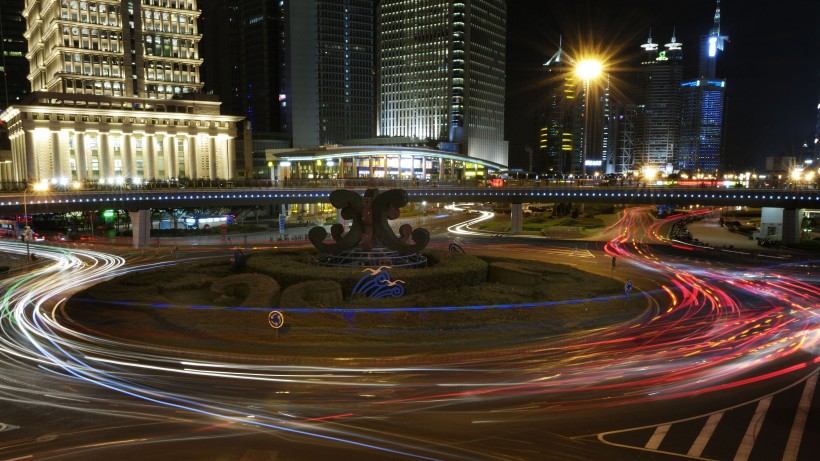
[
  {"xmin": 781, "ymin": 372, "xmax": 818, "ymax": 461},
  {"xmin": 688, "ymin": 412, "xmax": 723, "ymax": 457},
  {"xmin": 734, "ymin": 396, "xmax": 772, "ymax": 461},
  {"xmin": 645, "ymin": 424, "xmax": 670, "ymax": 450}
]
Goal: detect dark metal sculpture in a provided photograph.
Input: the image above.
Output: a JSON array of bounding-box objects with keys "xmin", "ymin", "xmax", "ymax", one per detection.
[{"xmin": 309, "ymin": 188, "xmax": 430, "ymax": 256}]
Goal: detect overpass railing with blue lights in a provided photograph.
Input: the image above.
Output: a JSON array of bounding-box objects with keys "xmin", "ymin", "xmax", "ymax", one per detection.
[{"xmin": 0, "ymin": 179, "xmax": 817, "ymax": 215}]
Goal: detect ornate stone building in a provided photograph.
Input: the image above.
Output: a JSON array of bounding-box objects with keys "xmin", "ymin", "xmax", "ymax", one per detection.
[{"xmin": 0, "ymin": 0, "xmax": 242, "ymax": 184}]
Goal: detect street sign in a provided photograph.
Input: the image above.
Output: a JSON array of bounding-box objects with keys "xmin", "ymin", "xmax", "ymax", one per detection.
[
  {"xmin": 268, "ymin": 310, "xmax": 285, "ymax": 329},
  {"xmin": 268, "ymin": 310, "xmax": 284, "ymax": 340},
  {"xmin": 625, "ymin": 280, "xmax": 633, "ymax": 294}
]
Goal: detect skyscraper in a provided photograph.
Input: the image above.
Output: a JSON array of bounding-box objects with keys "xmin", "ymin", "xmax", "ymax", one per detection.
[
  {"xmin": 282, "ymin": 0, "xmax": 375, "ymax": 148},
  {"xmin": 377, "ymin": 0, "xmax": 507, "ymax": 166},
  {"xmin": 634, "ymin": 31, "xmax": 683, "ymax": 172},
  {"xmin": 0, "ymin": 0, "xmax": 242, "ymax": 183},
  {"xmin": 677, "ymin": 0, "xmax": 727, "ymax": 174},
  {"xmin": 199, "ymin": 0, "xmax": 286, "ymax": 179},
  {"xmin": 538, "ymin": 39, "xmax": 580, "ymax": 175},
  {"xmin": 0, "ymin": 0, "xmax": 29, "ymax": 110},
  {"xmin": 814, "ymin": 74, "xmax": 820, "ymax": 164}
]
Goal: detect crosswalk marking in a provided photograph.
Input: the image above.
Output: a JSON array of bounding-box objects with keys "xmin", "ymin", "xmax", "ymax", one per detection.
[
  {"xmin": 645, "ymin": 424, "xmax": 671, "ymax": 450},
  {"xmin": 781, "ymin": 372, "xmax": 818, "ymax": 461},
  {"xmin": 688, "ymin": 412, "xmax": 723, "ymax": 457},
  {"xmin": 734, "ymin": 396, "xmax": 772, "ymax": 461}
]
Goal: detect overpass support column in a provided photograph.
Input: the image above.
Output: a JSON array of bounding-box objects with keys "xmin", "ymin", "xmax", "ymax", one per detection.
[
  {"xmin": 511, "ymin": 203, "xmax": 523, "ymax": 234},
  {"xmin": 129, "ymin": 209, "xmax": 151, "ymax": 248},
  {"xmin": 782, "ymin": 208, "xmax": 803, "ymax": 245}
]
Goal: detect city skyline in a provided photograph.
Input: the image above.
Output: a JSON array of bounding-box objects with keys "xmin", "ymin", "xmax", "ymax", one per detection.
[{"xmin": 506, "ymin": 0, "xmax": 820, "ymax": 172}]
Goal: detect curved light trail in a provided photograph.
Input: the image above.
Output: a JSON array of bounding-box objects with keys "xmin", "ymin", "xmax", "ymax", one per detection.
[{"xmin": 0, "ymin": 206, "xmax": 818, "ymax": 459}]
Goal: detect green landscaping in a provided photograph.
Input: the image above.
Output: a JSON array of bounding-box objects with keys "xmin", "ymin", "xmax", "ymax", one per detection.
[{"xmin": 63, "ymin": 248, "xmax": 645, "ymax": 357}]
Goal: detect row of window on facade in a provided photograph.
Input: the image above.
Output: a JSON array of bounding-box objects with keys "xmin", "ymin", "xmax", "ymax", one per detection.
[
  {"xmin": 26, "ymin": 113, "xmax": 225, "ymax": 129},
  {"xmin": 59, "ymin": 0, "xmax": 196, "ymax": 14},
  {"xmin": 61, "ymin": 79, "xmax": 196, "ymax": 97}
]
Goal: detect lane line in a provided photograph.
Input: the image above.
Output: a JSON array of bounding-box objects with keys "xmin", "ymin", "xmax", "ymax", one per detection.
[
  {"xmin": 734, "ymin": 396, "xmax": 772, "ymax": 461},
  {"xmin": 688, "ymin": 413, "xmax": 723, "ymax": 457},
  {"xmin": 781, "ymin": 372, "xmax": 818, "ymax": 461},
  {"xmin": 645, "ymin": 424, "xmax": 670, "ymax": 450}
]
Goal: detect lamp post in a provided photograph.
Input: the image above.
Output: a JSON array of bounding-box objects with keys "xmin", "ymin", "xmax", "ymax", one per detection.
[{"xmin": 575, "ymin": 59, "xmax": 603, "ymax": 179}]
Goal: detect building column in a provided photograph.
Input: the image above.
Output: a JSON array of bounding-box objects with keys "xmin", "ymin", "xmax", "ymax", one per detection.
[
  {"xmin": 167, "ymin": 136, "xmax": 177, "ymax": 178},
  {"xmin": 421, "ymin": 156, "xmax": 427, "ymax": 179},
  {"xmin": 208, "ymin": 137, "xmax": 217, "ymax": 179},
  {"xmin": 145, "ymin": 135, "xmax": 156, "ymax": 180},
  {"xmin": 99, "ymin": 133, "xmax": 110, "ymax": 179},
  {"xmin": 122, "ymin": 134, "xmax": 133, "ymax": 178},
  {"xmin": 511, "ymin": 203, "xmax": 523, "ymax": 234},
  {"xmin": 187, "ymin": 136, "xmax": 197, "ymax": 180},
  {"xmin": 74, "ymin": 132, "xmax": 87, "ymax": 181},
  {"xmin": 226, "ymin": 137, "xmax": 236, "ymax": 179},
  {"xmin": 383, "ymin": 154, "xmax": 388, "ymax": 178},
  {"xmin": 51, "ymin": 132, "xmax": 62, "ymax": 179},
  {"xmin": 24, "ymin": 130, "xmax": 37, "ymax": 181},
  {"xmin": 11, "ymin": 134, "xmax": 21, "ymax": 182},
  {"xmin": 438, "ymin": 158, "xmax": 444, "ymax": 180},
  {"xmin": 369, "ymin": 155, "xmax": 374, "ymax": 177},
  {"xmin": 129, "ymin": 209, "xmax": 151, "ymax": 248}
]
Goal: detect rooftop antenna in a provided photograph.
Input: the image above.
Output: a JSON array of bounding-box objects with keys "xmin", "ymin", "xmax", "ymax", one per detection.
[{"xmin": 544, "ymin": 34, "xmax": 574, "ymax": 66}]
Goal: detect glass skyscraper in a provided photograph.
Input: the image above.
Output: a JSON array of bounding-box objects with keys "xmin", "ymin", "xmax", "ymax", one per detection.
[
  {"xmin": 677, "ymin": 0, "xmax": 727, "ymax": 174},
  {"xmin": 281, "ymin": 0, "xmax": 375, "ymax": 148},
  {"xmin": 635, "ymin": 32, "xmax": 683, "ymax": 172},
  {"xmin": 377, "ymin": 0, "xmax": 507, "ymax": 166}
]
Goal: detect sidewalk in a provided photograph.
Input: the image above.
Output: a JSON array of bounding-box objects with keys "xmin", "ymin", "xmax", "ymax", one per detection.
[{"xmin": 685, "ymin": 217, "xmax": 760, "ymax": 250}]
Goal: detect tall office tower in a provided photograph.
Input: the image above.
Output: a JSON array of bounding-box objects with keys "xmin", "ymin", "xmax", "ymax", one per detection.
[
  {"xmin": 814, "ymin": 75, "xmax": 820, "ymax": 163},
  {"xmin": 199, "ymin": 1, "xmax": 241, "ymax": 117},
  {"xmin": 378, "ymin": 0, "xmax": 508, "ymax": 166},
  {"xmin": 677, "ymin": 1, "xmax": 727, "ymax": 174},
  {"xmin": 634, "ymin": 31, "xmax": 683, "ymax": 173},
  {"xmin": 0, "ymin": 0, "xmax": 242, "ymax": 183},
  {"xmin": 282, "ymin": 0, "xmax": 374, "ymax": 148},
  {"xmin": 0, "ymin": 0, "xmax": 29, "ymax": 109},
  {"xmin": 200, "ymin": 1, "xmax": 285, "ymax": 178},
  {"xmin": 538, "ymin": 39, "xmax": 580, "ymax": 175},
  {"xmin": 597, "ymin": 74, "xmax": 615, "ymax": 174},
  {"xmin": 201, "ymin": 0, "xmax": 281, "ymax": 135}
]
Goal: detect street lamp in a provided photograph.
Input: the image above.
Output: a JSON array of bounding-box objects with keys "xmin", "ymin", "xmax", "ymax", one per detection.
[{"xmin": 575, "ymin": 59, "xmax": 603, "ymax": 178}]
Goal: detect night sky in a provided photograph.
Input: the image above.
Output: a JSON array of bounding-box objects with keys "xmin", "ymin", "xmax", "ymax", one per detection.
[{"xmin": 504, "ymin": 0, "xmax": 820, "ymax": 172}]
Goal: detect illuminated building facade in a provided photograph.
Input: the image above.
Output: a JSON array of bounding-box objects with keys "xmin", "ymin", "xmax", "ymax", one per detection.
[
  {"xmin": 377, "ymin": 0, "xmax": 508, "ymax": 167},
  {"xmin": 677, "ymin": 0, "xmax": 727, "ymax": 174},
  {"xmin": 539, "ymin": 40, "xmax": 580, "ymax": 175},
  {"xmin": 0, "ymin": 0, "xmax": 242, "ymax": 184},
  {"xmin": 635, "ymin": 31, "xmax": 683, "ymax": 172},
  {"xmin": 283, "ymin": 0, "xmax": 375, "ymax": 148}
]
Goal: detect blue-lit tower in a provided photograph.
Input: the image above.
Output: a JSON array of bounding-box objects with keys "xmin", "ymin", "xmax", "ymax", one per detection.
[{"xmin": 677, "ymin": 0, "xmax": 728, "ymax": 174}]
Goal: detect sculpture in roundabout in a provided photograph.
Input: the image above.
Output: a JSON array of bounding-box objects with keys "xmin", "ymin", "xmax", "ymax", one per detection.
[{"xmin": 308, "ymin": 188, "xmax": 430, "ymax": 268}]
